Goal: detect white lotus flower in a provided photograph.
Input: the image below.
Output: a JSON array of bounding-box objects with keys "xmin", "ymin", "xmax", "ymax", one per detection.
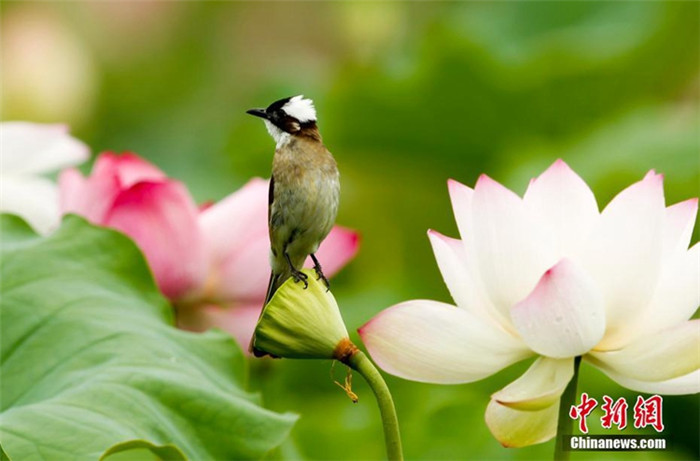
[
  {"xmin": 1, "ymin": 122, "xmax": 89, "ymax": 233},
  {"xmin": 359, "ymin": 159, "xmax": 699, "ymax": 447}
]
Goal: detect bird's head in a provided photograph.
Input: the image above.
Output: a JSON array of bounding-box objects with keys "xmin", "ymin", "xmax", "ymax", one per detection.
[{"xmin": 247, "ymin": 95, "xmax": 318, "ymax": 145}]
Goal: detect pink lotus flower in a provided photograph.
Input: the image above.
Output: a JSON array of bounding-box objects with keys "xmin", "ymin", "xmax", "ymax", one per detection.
[
  {"xmin": 60, "ymin": 152, "xmax": 359, "ymax": 346},
  {"xmin": 359, "ymin": 159, "xmax": 698, "ymax": 447}
]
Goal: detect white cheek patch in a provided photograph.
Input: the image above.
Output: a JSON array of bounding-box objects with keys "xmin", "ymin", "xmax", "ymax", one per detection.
[
  {"xmin": 282, "ymin": 95, "xmax": 317, "ymax": 123},
  {"xmin": 264, "ymin": 120, "xmax": 290, "ymax": 147}
]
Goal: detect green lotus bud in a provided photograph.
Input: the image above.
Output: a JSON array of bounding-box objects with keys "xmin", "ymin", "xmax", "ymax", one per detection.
[{"xmin": 251, "ymin": 269, "xmax": 356, "ymax": 360}]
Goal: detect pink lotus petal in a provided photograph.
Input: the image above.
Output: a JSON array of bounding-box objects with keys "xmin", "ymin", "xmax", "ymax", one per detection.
[
  {"xmin": 211, "ymin": 232, "xmax": 272, "ymax": 303},
  {"xmin": 177, "ymin": 302, "xmax": 261, "ymax": 350},
  {"xmin": 58, "ymin": 151, "xmax": 162, "ymax": 224},
  {"xmin": 59, "ymin": 165, "xmax": 120, "ymax": 223},
  {"xmin": 58, "ymin": 168, "xmax": 87, "ymax": 212},
  {"xmin": 511, "ymin": 258, "xmax": 605, "ymax": 358},
  {"xmin": 198, "ymin": 178, "xmax": 270, "ymax": 303},
  {"xmin": 104, "ymin": 180, "xmax": 207, "ymax": 300},
  {"xmin": 524, "ymin": 159, "xmax": 599, "ymax": 258},
  {"xmin": 305, "ymin": 225, "xmax": 360, "ymax": 277},
  {"xmin": 199, "ymin": 177, "xmax": 269, "ymax": 249},
  {"xmin": 104, "ymin": 151, "xmax": 166, "ymax": 187}
]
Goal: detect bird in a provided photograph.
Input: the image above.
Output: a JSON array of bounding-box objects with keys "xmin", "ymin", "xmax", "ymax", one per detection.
[{"xmin": 246, "ymin": 95, "xmax": 340, "ymax": 309}]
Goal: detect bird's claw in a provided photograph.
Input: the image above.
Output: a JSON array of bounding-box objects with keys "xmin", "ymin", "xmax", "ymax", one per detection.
[
  {"xmin": 292, "ymin": 269, "xmax": 309, "ymax": 289},
  {"xmin": 309, "ymin": 254, "xmax": 330, "ymax": 291}
]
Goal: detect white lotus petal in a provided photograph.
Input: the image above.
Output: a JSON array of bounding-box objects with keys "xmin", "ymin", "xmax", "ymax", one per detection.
[
  {"xmin": 589, "ymin": 320, "xmax": 699, "ymax": 382},
  {"xmin": 592, "ymin": 368, "xmax": 700, "ymax": 395},
  {"xmin": 427, "ymin": 229, "xmax": 512, "ymax": 332},
  {"xmin": 524, "ymin": 159, "xmax": 599, "ymax": 258},
  {"xmin": 1, "ymin": 121, "xmax": 89, "ymax": 174},
  {"xmin": 662, "ymin": 199, "xmax": 697, "ymax": 257},
  {"xmin": 0, "ymin": 175, "xmax": 60, "ymax": 234},
  {"xmin": 511, "ymin": 258, "xmax": 605, "ymax": 358},
  {"xmin": 630, "ymin": 243, "xmax": 699, "ymax": 342},
  {"xmin": 446, "ymin": 179, "xmax": 519, "ymax": 333},
  {"xmin": 471, "ymin": 174, "xmax": 555, "ymax": 317},
  {"xmin": 579, "ymin": 172, "xmax": 665, "ymax": 350},
  {"xmin": 359, "ymin": 300, "xmax": 531, "ymax": 384},
  {"xmin": 447, "ymin": 178, "xmax": 473, "ymax": 243},
  {"xmin": 492, "ymin": 357, "xmax": 573, "ymax": 411},
  {"xmin": 427, "ymin": 230, "xmax": 471, "ymax": 308},
  {"xmin": 485, "ymin": 398, "xmax": 558, "ymax": 448}
]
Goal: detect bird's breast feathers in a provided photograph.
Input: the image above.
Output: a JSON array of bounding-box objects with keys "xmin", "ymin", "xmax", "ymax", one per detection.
[
  {"xmin": 272, "ymin": 138, "xmax": 339, "ymax": 200},
  {"xmin": 270, "ymin": 138, "xmax": 340, "ymax": 254}
]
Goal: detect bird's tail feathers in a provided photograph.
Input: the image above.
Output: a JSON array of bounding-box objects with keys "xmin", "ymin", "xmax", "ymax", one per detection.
[
  {"xmin": 264, "ymin": 269, "xmax": 292, "ymax": 306},
  {"xmin": 250, "ymin": 270, "xmax": 290, "ymax": 357}
]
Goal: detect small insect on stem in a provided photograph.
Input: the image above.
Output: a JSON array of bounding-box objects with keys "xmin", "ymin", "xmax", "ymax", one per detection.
[{"xmin": 331, "ymin": 361, "xmax": 359, "ymax": 403}]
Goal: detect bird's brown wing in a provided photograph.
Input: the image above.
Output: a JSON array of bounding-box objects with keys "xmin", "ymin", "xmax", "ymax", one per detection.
[
  {"xmin": 268, "ymin": 174, "xmax": 275, "ymax": 225},
  {"xmin": 251, "ymin": 174, "xmax": 279, "ymax": 357}
]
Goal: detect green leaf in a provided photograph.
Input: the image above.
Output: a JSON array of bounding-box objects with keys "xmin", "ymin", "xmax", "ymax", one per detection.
[
  {"xmin": 0, "ymin": 214, "xmax": 297, "ymax": 461},
  {"xmin": 0, "ymin": 214, "xmax": 41, "ymax": 252}
]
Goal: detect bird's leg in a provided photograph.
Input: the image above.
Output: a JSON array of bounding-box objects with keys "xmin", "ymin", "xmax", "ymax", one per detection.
[
  {"xmin": 310, "ymin": 253, "xmax": 330, "ymax": 290},
  {"xmin": 284, "ymin": 251, "xmax": 308, "ymax": 289}
]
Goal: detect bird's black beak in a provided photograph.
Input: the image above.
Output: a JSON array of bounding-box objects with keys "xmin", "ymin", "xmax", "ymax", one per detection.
[{"xmin": 246, "ymin": 108, "xmax": 268, "ymax": 119}]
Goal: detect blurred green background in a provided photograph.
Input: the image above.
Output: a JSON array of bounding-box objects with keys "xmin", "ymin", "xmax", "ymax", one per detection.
[{"xmin": 2, "ymin": 1, "xmax": 698, "ymax": 460}]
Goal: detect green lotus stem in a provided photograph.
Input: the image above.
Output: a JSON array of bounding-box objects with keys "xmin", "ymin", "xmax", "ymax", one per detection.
[
  {"xmin": 554, "ymin": 356, "xmax": 582, "ymax": 461},
  {"xmin": 345, "ymin": 350, "xmax": 403, "ymax": 461}
]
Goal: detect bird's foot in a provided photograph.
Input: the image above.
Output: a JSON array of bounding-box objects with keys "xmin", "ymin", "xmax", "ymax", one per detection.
[
  {"xmin": 291, "ymin": 269, "xmax": 309, "ymax": 289},
  {"xmin": 314, "ymin": 266, "xmax": 330, "ymax": 291},
  {"xmin": 310, "ymin": 254, "xmax": 331, "ymax": 291}
]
